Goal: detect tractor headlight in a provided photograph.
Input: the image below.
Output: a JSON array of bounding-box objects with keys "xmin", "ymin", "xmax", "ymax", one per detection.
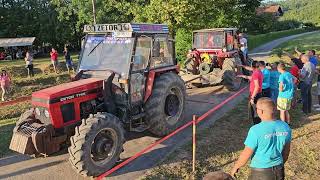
[
  {"xmin": 35, "ymin": 108, "xmax": 41, "ymax": 116},
  {"xmin": 44, "ymin": 109, "xmax": 50, "ymax": 118}
]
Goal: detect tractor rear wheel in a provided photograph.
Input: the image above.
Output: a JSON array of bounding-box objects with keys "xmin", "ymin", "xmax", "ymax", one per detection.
[
  {"xmin": 68, "ymin": 113, "xmax": 125, "ymax": 177},
  {"xmin": 222, "ymin": 57, "xmax": 243, "ymax": 91},
  {"xmin": 145, "ymin": 72, "xmax": 186, "ymax": 136}
]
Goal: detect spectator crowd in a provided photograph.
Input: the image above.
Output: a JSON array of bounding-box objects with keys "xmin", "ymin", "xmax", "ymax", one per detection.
[{"xmin": 232, "ymin": 48, "xmax": 318, "ymax": 180}]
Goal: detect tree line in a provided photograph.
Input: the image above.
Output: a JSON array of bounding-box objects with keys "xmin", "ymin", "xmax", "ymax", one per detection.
[
  {"xmin": 0, "ymin": 0, "xmax": 317, "ymax": 55},
  {"xmin": 0, "ymin": 0, "xmax": 262, "ymax": 49}
]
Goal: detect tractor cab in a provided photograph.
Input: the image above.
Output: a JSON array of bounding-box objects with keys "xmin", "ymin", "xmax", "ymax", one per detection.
[
  {"xmin": 189, "ymin": 28, "xmax": 239, "ymax": 69},
  {"xmin": 78, "ymin": 23, "xmax": 176, "ymax": 105},
  {"xmin": 193, "ymin": 28, "xmax": 238, "ymax": 54}
]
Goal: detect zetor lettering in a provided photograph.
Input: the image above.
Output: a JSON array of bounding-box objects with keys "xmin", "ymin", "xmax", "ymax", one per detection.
[
  {"xmin": 85, "ymin": 24, "xmax": 131, "ymax": 33},
  {"xmin": 60, "ymin": 92, "xmax": 86, "ymax": 102}
]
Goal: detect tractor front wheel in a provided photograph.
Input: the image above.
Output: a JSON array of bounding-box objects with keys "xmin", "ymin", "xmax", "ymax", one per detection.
[
  {"xmin": 145, "ymin": 72, "xmax": 186, "ymax": 136},
  {"xmin": 68, "ymin": 113, "xmax": 125, "ymax": 177}
]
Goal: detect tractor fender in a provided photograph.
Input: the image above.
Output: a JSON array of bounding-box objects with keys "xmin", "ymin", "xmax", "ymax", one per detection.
[
  {"xmin": 144, "ymin": 71, "xmax": 156, "ymax": 102},
  {"xmin": 144, "ymin": 66, "xmax": 179, "ymax": 102}
]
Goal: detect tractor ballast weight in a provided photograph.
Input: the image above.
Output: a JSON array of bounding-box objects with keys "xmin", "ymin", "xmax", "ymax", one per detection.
[
  {"xmin": 10, "ymin": 23, "xmax": 186, "ymax": 177},
  {"xmin": 183, "ymin": 28, "xmax": 250, "ymax": 90}
]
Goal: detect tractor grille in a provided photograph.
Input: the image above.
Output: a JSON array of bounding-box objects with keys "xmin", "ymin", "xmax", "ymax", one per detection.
[
  {"xmin": 18, "ymin": 122, "xmax": 46, "ymax": 136},
  {"xmin": 61, "ymin": 103, "xmax": 75, "ymax": 123}
]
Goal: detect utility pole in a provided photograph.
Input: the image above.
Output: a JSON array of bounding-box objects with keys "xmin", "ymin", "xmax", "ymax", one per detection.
[{"xmin": 92, "ymin": 0, "xmax": 97, "ymax": 24}]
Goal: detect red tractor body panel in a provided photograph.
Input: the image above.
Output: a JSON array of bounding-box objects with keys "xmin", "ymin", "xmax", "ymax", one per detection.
[
  {"xmin": 32, "ymin": 78, "xmax": 103, "ymax": 128},
  {"xmin": 196, "ymin": 49, "xmax": 238, "ymax": 58},
  {"xmin": 32, "ymin": 78, "xmax": 103, "ymax": 100}
]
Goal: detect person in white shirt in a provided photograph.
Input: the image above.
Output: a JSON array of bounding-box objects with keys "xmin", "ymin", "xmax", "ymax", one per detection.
[
  {"xmin": 239, "ymin": 33, "xmax": 248, "ymax": 63},
  {"xmin": 25, "ymin": 51, "xmax": 34, "ymax": 77}
]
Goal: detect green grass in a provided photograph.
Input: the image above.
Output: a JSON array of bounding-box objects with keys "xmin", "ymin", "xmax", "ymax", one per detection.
[
  {"xmin": 0, "ymin": 118, "xmax": 17, "ymax": 158},
  {"xmin": 0, "ymin": 102, "xmax": 31, "ymax": 120},
  {"xmin": 266, "ymin": 32, "xmax": 320, "ymax": 63},
  {"xmin": 0, "ymin": 54, "xmax": 78, "ymax": 99},
  {"xmin": 248, "ymin": 28, "xmax": 313, "ymax": 50},
  {"xmin": 0, "ymin": 54, "xmax": 78, "ymax": 67}
]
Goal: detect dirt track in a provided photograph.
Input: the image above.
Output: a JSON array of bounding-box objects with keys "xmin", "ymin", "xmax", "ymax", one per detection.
[{"xmin": 0, "ymin": 31, "xmax": 316, "ymax": 180}]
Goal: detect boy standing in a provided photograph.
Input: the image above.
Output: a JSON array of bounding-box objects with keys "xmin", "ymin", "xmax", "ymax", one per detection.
[
  {"xmin": 63, "ymin": 47, "xmax": 74, "ymax": 73},
  {"xmin": 277, "ymin": 63, "xmax": 295, "ymax": 125},
  {"xmin": 259, "ymin": 61, "xmax": 271, "ymax": 98},
  {"xmin": 270, "ymin": 63, "xmax": 280, "ymax": 103},
  {"xmin": 50, "ymin": 48, "xmax": 59, "ymax": 74}
]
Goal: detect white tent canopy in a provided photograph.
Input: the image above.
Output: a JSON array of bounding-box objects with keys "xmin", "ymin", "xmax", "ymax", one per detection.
[{"xmin": 0, "ymin": 37, "xmax": 35, "ymax": 47}]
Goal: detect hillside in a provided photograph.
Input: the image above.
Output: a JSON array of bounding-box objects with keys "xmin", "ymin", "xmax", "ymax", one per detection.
[{"xmin": 279, "ymin": 0, "xmax": 320, "ymax": 26}]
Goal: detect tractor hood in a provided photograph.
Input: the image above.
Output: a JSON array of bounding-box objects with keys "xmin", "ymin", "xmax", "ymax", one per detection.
[{"xmin": 32, "ymin": 78, "xmax": 103, "ymax": 104}]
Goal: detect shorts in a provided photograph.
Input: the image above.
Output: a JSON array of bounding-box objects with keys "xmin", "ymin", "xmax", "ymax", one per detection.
[
  {"xmin": 277, "ymin": 97, "xmax": 292, "ymax": 111},
  {"xmin": 317, "ymin": 82, "xmax": 320, "ymax": 95},
  {"xmin": 262, "ymin": 88, "xmax": 271, "ymax": 98},
  {"xmin": 66, "ymin": 60, "xmax": 73, "ymax": 67},
  {"xmin": 26, "ymin": 64, "xmax": 33, "ymax": 69},
  {"xmin": 51, "ymin": 60, "xmax": 58, "ymax": 66}
]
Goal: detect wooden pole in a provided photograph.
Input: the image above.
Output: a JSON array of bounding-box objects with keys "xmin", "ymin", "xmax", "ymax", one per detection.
[
  {"xmin": 192, "ymin": 115, "xmax": 196, "ymax": 175},
  {"xmin": 92, "ymin": 0, "xmax": 97, "ymax": 24}
]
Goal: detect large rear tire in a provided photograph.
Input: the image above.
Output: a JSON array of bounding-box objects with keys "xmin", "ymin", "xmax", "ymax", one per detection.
[
  {"xmin": 145, "ymin": 72, "xmax": 186, "ymax": 136},
  {"xmin": 68, "ymin": 113, "xmax": 125, "ymax": 177},
  {"xmin": 222, "ymin": 57, "xmax": 243, "ymax": 91}
]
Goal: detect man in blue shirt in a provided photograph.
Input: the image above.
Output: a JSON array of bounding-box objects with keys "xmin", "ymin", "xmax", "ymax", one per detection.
[
  {"xmin": 295, "ymin": 47, "xmax": 318, "ymax": 67},
  {"xmin": 259, "ymin": 61, "xmax": 271, "ymax": 98},
  {"xmin": 231, "ymin": 98, "xmax": 291, "ymax": 180},
  {"xmin": 277, "ymin": 63, "xmax": 295, "ymax": 125}
]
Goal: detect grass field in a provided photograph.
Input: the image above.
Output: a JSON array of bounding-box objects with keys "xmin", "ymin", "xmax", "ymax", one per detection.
[
  {"xmin": 0, "ymin": 118, "xmax": 18, "ymax": 157},
  {"xmin": 267, "ymin": 32, "xmax": 320, "ymax": 63},
  {"xmin": 248, "ymin": 28, "xmax": 314, "ymax": 50},
  {"xmin": 143, "ymin": 96, "xmax": 320, "ymax": 179},
  {"xmin": 0, "ymin": 55, "xmax": 78, "ymax": 157},
  {"xmin": 0, "ymin": 54, "xmax": 78, "ymax": 99}
]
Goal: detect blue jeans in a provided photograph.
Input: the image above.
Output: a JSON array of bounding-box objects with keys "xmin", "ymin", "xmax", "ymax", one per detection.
[
  {"xmin": 300, "ymin": 82, "xmax": 312, "ymax": 114},
  {"xmin": 270, "ymin": 88, "xmax": 279, "ymax": 103}
]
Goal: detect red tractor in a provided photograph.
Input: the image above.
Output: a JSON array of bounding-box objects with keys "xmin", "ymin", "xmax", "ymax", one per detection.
[
  {"xmin": 10, "ymin": 23, "xmax": 186, "ymax": 177},
  {"xmin": 183, "ymin": 28, "xmax": 249, "ymax": 90}
]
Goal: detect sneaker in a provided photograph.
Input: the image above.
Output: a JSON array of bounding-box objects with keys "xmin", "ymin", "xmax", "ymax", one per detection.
[{"xmin": 313, "ymin": 104, "xmax": 320, "ymax": 108}]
